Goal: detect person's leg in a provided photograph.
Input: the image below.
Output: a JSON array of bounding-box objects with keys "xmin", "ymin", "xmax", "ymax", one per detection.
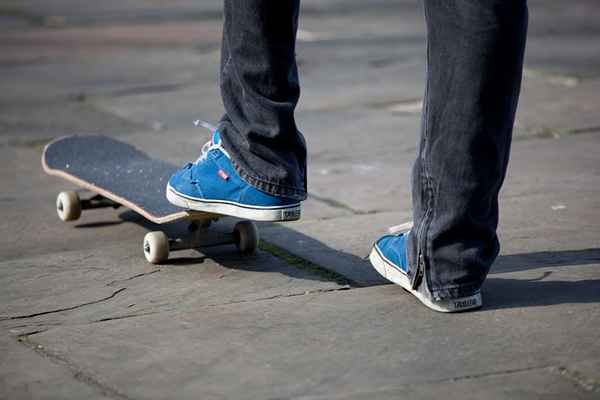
[
  {"xmin": 219, "ymin": 0, "xmax": 307, "ymax": 201},
  {"xmin": 167, "ymin": 0, "xmax": 305, "ymax": 221},
  {"xmin": 371, "ymin": 0, "xmax": 528, "ymax": 311}
]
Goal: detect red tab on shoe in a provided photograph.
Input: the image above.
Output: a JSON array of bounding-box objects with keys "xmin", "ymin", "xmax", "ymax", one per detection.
[{"xmin": 217, "ymin": 169, "xmax": 229, "ymax": 181}]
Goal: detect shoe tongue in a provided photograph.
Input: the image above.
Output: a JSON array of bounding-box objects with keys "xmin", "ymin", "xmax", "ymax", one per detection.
[
  {"xmin": 208, "ymin": 129, "xmax": 231, "ymax": 159},
  {"xmin": 212, "ymin": 130, "xmax": 221, "ymax": 146}
]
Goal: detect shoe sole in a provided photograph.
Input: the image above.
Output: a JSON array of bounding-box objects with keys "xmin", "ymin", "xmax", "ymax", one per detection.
[
  {"xmin": 369, "ymin": 246, "xmax": 482, "ymax": 312},
  {"xmin": 166, "ymin": 184, "xmax": 301, "ymax": 222}
]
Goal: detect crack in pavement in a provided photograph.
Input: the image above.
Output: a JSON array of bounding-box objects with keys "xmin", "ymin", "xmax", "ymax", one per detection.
[
  {"xmin": 550, "ymin": 366, "xmax": 600, "ymax": 393},
  {"xmin": 436, "ymin": 363, "xmax": 600, "ymax": 393},
  {"xmin": 91, "ymin": 286, "xmax": 352, "ymax": 324},
  {"xmin": 445, "ymin": 364, "xmax": 554, "ymax": 383},
  {"xmin": 93, "ymin": 311, "xmax": 162, "ymax": 323},
  {"xmin": 308, "ymin": 193, "xmax": 379, "ymax": 216},
  {"xmin": 568, "ymin": 125, "xmax": 600, "ymax": 135},
  {"xmin": 201, "ymin": 286, "xmax": 352, "ymax": 307},
  {"xmin": 1, "ymin": 288, "xmax": 126, "ymax": 321},
  {"xmin": 105, "ymin": 270, "xmax": 160, "ymax": 287},
  {"xmin": 294, "ymin": 364, "xmax": 568, "ymax": 400},
  {"xmin": 16, "ymin": 334, "xmax": 134, "ymax": 400},
  {"xmin": 15, "ymin": 328, "xmax": 48, "ymax": 337}
]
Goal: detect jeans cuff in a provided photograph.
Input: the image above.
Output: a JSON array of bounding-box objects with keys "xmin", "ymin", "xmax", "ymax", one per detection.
[
  {"xmin": 229, "ymin": 157, "xmax": 308, "ymax": 201},
  {"xmin": 430, "ymin": 283, "xmax": 482, "ymax": 300}
]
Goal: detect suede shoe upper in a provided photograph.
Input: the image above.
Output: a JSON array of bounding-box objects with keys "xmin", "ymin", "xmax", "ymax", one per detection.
[
  {"xmin": 373, "ymin": 232, "xmax": 410, "ymax": 274},
  {"xmin": 168, "ymin": 131, "xmax": 297, "ymax": 208}
]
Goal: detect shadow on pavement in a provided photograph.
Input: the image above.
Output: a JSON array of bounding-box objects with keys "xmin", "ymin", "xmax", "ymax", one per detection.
[
  {"xmin": 75, "ymin": 220, "xmax": 124, "ymax": 228},
  {"xmin": 483, "ymin": 276, "xmax": 600, "ymax": 310},
  {"xmin": 483, "ymin": 248, "xmax": 600, "ymax": 310},
  {"xmin": 116, "ymin": 210, "xmax": 342, "ymax": 284},
  {"xmin": 111, "ymin": 209, "xmax": 600, "ymax": 308},
  {"xmin": 493, "ymin": 248, "xmax": 600, "ymax": 274}
]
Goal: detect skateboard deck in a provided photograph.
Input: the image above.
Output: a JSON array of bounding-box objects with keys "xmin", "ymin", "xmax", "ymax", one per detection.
[
  {"xmin": 42, "ymin": 135, "xmax": 259, "ymax": 263},
  {"xmin": 42, "ymin": 135, "xmax": 214, "ymax": 224}
]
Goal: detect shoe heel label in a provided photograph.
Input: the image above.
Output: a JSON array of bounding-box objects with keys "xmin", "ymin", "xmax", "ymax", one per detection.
[
  {"xmin": 283, "ymin": 209, "xmax": 301, "ymax": 220},
  {"xmin": 453, "ymin": 297, "xmax": 478, "ymax": 309}
]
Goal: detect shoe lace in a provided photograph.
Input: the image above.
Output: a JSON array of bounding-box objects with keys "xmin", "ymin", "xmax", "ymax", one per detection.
[
  {"xmin": 191, "ymin": 119, "xmax": 231, "ymax": 164},
  {"xmin": 194, "ymin": 139, "xmax": 215, "ymax": 164},
  {"xmin": 193, "ymin": 136, "xmax": 231, "ymax": 164},
  {"xmin": 387, "ymin": 221, "xmax": 414, "ymax": 235}
]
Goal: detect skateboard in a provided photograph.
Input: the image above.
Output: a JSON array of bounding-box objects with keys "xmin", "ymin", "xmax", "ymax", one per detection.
[{"xmin": 41, "ymin": 135, "xmax": 259, "ymax": 264}]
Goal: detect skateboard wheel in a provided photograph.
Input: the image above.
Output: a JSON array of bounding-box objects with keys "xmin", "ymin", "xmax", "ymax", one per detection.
[
  {"xmin": 234, "ymin": 221, "xmax": 259, "ymax": 255},
  {"xmin": 143, "ymin": 231, "xmax": 169, "ymax": 264},
  {"xmin": 56, "ymin": 191, "xmax": 82, "ymax": 222}
]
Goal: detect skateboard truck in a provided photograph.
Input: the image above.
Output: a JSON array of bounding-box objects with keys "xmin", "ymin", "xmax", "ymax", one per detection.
[
  {"xmin": 142, "ymin": 220, "xmax": 258, "ymax": 264},
  {"xmin": 55, "ymin": 190, "xmax": 259, "ymax": 264}
]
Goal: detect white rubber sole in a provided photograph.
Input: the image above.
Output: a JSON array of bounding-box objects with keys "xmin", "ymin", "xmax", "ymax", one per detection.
[
  {"xmin": 369, "ymin": 246, "xmax": 482, "ymax": 312},
  {"xmin": 166, "ymin": 184, "xmax": 301, "ymax": 222}
]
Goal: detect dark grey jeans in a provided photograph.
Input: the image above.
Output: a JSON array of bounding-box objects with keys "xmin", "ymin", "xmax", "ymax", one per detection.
[
  {"xmin": 218, "ymin": 0, "xmax": 528, "ymax": 300},
  {"xmin": 219, "ymin": 0, "xmax": 306, "ymax": 201}
]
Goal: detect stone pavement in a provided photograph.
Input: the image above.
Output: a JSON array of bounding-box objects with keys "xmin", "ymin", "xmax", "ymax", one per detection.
[{"xmin": 1, "ymin": 1, "xmax": 599, "ymax": 399}]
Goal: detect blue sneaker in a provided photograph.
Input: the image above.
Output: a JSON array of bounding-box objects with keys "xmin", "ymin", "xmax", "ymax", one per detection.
[
  {"xmin": 166, "ymin": 131, "xmax": 301, "ymax": 221},
  {"xmin": 369, "ymin": 222, "xmax": 482, "ymax": 312}
]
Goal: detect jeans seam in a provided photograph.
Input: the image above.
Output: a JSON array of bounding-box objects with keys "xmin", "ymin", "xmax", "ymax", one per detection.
[{"xmin": 420, "ymin": 0, "xmax": 436, "ymax": 294}]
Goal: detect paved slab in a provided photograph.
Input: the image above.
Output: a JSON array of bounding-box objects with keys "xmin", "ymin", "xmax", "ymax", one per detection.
[
  {"xmin": 297, "ymin": 368, "xmax": 599, "ymax": 400},
  {"xmin": 0, "ymin": 243, "xmax": 344, "ymax": 328},
  {"xmin": 0, "ymin": 336, "xmax": 112, "ymax": 400},
  {"xmin": 526, "ymin": 0, "xmax": 600, "ymax": 79},
  {"xmin": 515, "ymin": 78, "xmax": 600, "ymax": 137},
  {"xmin": 11, "ymin": 262, "xmax": 598, "ymax": 399}
]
